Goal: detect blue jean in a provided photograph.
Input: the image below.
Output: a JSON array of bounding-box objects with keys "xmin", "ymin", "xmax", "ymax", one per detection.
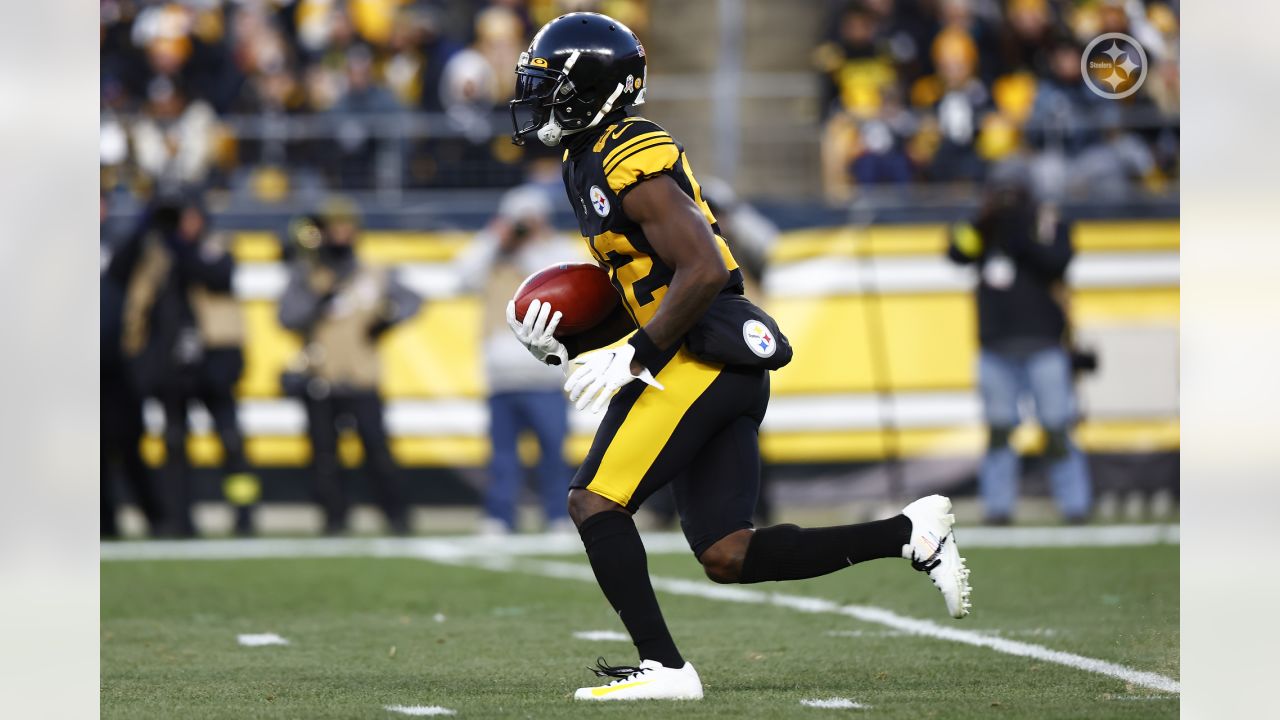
[
  {"xmin": 485, "ymin": 390, "xmax": 571, "ymax": 529},
  {"xmin": 977, "ymin": 347, "xmax": 1092, "ymax": 520}
]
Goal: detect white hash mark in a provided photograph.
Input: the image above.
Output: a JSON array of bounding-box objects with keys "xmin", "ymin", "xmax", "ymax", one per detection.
[
  {"xmin": 236, "ymin": 633, "xmax": 289, "ymax": 647},
  {"xmin": 572, "ymin": 630, "xmax": 630, "ymax": 641},
  {"xmin": 800, "ymin": 697, "xmax": 871, "ymax": 709},
  {"xmin": 384, "ymin": 705, "xmax": 457, "ymax": 716}
]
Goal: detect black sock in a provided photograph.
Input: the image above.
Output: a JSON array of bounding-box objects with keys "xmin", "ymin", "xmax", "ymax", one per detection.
[
  {"xmin": 738, "ymin": 515, "xmax": 912, "ymax": 583},
  {"xmin": 577, "ymin": 511, "xmax": 684, "ymax": 668}
]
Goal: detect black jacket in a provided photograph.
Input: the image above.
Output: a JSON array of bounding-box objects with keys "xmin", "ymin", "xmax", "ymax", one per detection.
[
  {"xmin": 107, "ymin": 219, "xmax": 236, "ymax": 396},
  {"xmin": 947, "ymin": 201, "xmax": 1071, "ymax": 352}
]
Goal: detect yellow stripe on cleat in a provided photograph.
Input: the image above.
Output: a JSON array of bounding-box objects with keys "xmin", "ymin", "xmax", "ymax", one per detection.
[{"xmin": 590, "ymin": 679, "xmax": 655, "ymax": 697}]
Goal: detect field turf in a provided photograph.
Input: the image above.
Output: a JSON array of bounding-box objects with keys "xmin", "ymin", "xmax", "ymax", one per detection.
[{"xmin": 101, "ymin": 543, "xmax": 1178, "ymax": 719}]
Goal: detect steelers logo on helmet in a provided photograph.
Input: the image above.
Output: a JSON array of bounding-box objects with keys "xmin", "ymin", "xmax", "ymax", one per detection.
[
  {"xmin": 742, "ymin": 320, "xmax": 776, "ymax": 358},
  {"xmin": 589, "ymin": 185, "xmax": 610, "ymax": 217}
]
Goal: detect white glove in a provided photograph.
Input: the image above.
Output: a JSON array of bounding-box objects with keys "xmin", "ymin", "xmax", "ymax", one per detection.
[
  {"xmin": 506, "ymin": 298, "xmax": 569, "ymax": 366},
  {"xmin": 564, "ymin": 343, "xmax": 664, "ymax": 413}
]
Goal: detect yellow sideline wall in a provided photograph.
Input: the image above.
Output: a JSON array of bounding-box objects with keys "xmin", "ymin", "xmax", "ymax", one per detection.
[{"xmin": 144, "ymin": 221, "xmax": 1179, "ymax": 468}]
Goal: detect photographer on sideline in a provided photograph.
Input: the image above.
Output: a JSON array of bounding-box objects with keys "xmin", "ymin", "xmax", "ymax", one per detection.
[
  {"xmin": 946, "ymin": 170, "xmax": 1092, "ymax": 524},
  {"xmin": 278, "ymin": 198, "xmax": 422, "ymax": 535},
  {"xmin": 101, "ymin": 194, "xmax": 165, "ymax": 537},
  {"xmin": 112, "ymin": 192, "xmax": 258, "ymax": 536}
]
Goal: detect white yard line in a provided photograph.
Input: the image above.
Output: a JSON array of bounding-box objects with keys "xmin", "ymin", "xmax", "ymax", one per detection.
[
  {"xmin": 826, "ymin": 627, "xmax": 1060, "ymax": 639},
  {"xmin": 426, "ymin": 554, "xmax": 1181, "ymax": 696},
  {"xmin": 99, "ymin": 524, "xmax": 1178, "ymax": 563},
  {"xmin": 101, "ymin": 526, "xmax": 1181, "ymax": 696}
]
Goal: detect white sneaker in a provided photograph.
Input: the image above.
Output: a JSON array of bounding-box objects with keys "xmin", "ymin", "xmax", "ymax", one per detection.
[
  {"xmin": 901, "ymin": 495, "xmax": 972, "ymax": 618},
  {"xmin": 573, "ymin": 659, "xmax": 704, "ymax": 701}
]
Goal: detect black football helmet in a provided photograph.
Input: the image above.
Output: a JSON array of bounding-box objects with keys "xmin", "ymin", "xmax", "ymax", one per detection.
[{"xmin": 510, "ymin": 12, "xmax": 647, "ymax": 147}]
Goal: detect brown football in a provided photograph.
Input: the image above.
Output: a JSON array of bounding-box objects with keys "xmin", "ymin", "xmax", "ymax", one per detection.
[{"xmin": 513, "ymin": 262, "xmax": 620, "ymax": 338}]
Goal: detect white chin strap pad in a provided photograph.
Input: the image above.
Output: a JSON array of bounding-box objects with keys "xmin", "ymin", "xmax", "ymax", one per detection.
[
  {"xmin": 540, "ymin": 81, "xmax": 625, "ymax": 147},
  {"xmin": 537, "ymin": 117, "xmax": 563, "ymax": 147}
]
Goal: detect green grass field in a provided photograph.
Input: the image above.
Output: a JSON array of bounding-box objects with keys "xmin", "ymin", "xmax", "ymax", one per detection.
[{"xmin": 101, "ymin": 542, "xmax": 1178, "ymax": 719}]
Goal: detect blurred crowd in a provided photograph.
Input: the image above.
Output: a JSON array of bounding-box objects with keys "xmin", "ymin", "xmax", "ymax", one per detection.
[
  {"xmin": 100, "ymin": 0, "xmax": 648, "ymax": 196},
  {"xmin": 815, "ymin": 0, "xmax": 1180, "ymax": 202},
  {"xmin": 100, "ymin": 0, "xmax": 1179, "ymax": 204}
]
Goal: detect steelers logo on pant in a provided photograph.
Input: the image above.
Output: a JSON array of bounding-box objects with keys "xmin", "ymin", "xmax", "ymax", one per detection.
[
  {"xmin": 589, "ymin": 185, "xmax": 611, "ymax": 217},
  {"xmin": 742, "ymin": 319, "xmax": 776, "ymax": 358}
]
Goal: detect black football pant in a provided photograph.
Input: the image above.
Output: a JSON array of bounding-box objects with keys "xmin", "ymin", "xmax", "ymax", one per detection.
[
  {"xmin": 101, "ymin": 364, "xmax": 164, "ymax": 537},
  {"xmin": 571, "ymin": 349, "xmax": 770, "ymax": 557},
  {"xmin": 304, "ymin": 390, "xmax": 408, "ymax": 534},
  {"xmin": 159, "ymin": 380, "xmax": 251, "ymax": 537}
]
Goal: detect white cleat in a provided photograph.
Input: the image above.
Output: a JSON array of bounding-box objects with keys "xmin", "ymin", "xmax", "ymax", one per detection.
[
  {"xmin": 901, "ymin": 494, "xmax": 972, "ymax": 618},
  {"xmin": 573, "ymin": 658, "xmax": 704, "ymax": 701}
]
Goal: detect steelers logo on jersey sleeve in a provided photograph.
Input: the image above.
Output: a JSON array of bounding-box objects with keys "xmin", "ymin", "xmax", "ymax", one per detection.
[
  {"xmin": 589, "ymin": 185, "xmax": 611, "ymax": 217},
  {"xmin": 742, "ymin": 319, "xmax": 777, "ymax": 358}
]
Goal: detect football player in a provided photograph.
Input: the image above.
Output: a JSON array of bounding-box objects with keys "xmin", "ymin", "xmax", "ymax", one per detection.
[{"xmin": 506, "ymin": 12, "xmax": 971, "ymax": 701}]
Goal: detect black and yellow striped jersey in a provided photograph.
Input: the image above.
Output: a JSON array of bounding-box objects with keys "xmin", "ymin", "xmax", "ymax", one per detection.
[{"xmin": 561, "ymin": 115, "xmax": 743, "ymax": 326}]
